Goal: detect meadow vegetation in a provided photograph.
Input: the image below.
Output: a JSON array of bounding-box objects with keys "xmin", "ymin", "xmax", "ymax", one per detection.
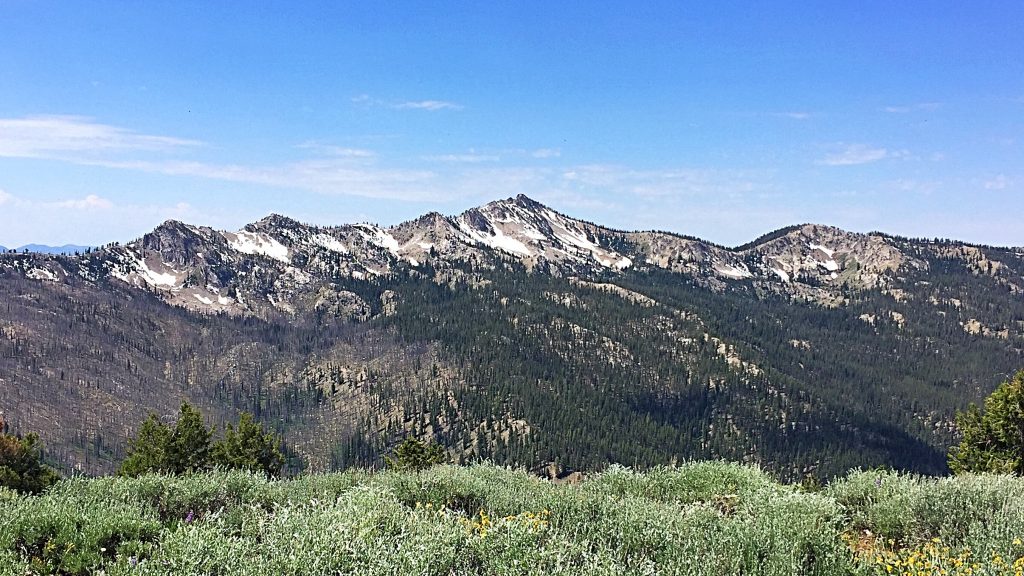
[{"xmin": 2, "ymin": 462, "xmax": 1023, "ymax": 575}]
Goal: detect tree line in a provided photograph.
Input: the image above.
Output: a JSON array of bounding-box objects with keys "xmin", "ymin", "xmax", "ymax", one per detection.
[{"xmin": 3, "ymin": 368, "xmax": 1024, "ymax": 495}]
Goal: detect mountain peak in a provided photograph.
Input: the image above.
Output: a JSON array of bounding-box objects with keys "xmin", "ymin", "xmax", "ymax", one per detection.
[
  {"xmin": 514, "ymin": 193, "xmax": 545, "ymax": 208},
  {"xmin": 250, "ymin": 213, "xmax": 304, "ymax": 231}
]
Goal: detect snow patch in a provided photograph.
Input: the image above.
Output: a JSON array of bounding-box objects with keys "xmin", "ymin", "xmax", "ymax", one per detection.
[
  {"xmin": 520, "ymin": 225, "xmax": 548, "ymax": 241},
  {"xmin": 717, "ymin": 263, "xmax": 753, "ymax": 279},
  {"xmin": 226, "ymin": 231, "xmax": 290, "ymax": 263},
  {"xmin": 809, "ymin": 243, "xmax": 835, "ymax": 258},
  {"xmin": 554, "ymin": 226, "xmax": 599, "ymax": 252},
  {"xmin": 110, "ymin": 252, "xmax": 180, "ymax": 288},
  {"xmin": 457, "ymin": 219, "xmax": 533, "ymax": 256},
  {"xmin": 772, "ymin": 268, "xmax": 790, "ymax": 282},
  {"xmin": 816, "ymin": 259, "xmax": 840, "ymax": 272},
  {"xmin": 193, "ymin": 294, "xmax": 213, "ymax": 305},
  {"xmin": 313, "ymin": 233, "xmax": 349, "ymax": 254},
  {"xmin": 356, "ymin": 225, "xmax": 400, "ymax": 255},
  {"xmin": 138, "ymin": 258, "xmax": 178, "ymax": 287},
  {"xmin": 26, "ymin": 268, "xmax": 58, "ymax": 282}
]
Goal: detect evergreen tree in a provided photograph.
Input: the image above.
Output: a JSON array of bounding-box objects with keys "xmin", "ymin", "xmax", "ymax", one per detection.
[
  {"xmin": 384, "ymin": 437, "xmax": 446, "ymax": 471},
  {"xmin": 212, "ymin": 412, "xmax": 284, "ymax": 476},
  {"xmin": 949, "ymin": 370, "xmax": 1024, "ymax": 474},
  {"xmin": 118, "ymin": 413, "xmax": 172, "ymax": 476},
  {"xmin": 119, "ymin": 402, "xmax": 212, "ymax": 476},
  {"xmin": 167, "ymin": 402, "xmax": 213, "ymax": 473},
  {"xmin": 0, "ymin": 432, "xmax": 60, "ymax": 494}
]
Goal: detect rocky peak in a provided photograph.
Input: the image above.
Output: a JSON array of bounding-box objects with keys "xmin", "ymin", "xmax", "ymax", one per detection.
[
  {"xmin": 454, "ymin": 196, "xmax": 632, "ymax": 270},
  {"xmin": 139, "ymin": 220, "xmax": 217, "ymax": 267},
  {"xmin": 742, "ymin": 224, "xmax": 916, "ymax": 287},
  {"xmin": 250, "ymin": 213, "xmax": 304, "ymax": 232}
]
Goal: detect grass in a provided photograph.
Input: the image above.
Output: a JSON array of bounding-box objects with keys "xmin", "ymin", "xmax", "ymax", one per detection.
[{"xmin": 1, "ymin": 463, "xmax": 1023, "ymax": 575}]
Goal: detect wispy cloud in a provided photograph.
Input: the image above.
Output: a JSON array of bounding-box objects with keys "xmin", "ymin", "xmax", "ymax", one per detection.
[
  {"xmin": 558, "ymin": 165, "xmax": 761, "ymax": 199},
  {"xmin": 0, "ymin": 115, "xmax": 201, "ymax": 159},
  {"xmin": 0, "ymin": 190, "xmax": 116, "ymax": 211},
  {"xmin": 294, "ymin": 142, "xmax": 375, "ymax": 158},
  {"xmin": 49, "ymin": 194, "xmax": 114, "ymax": 210},
  {"xmin": 886, "ymin": 178, "xmax": 942, "ymax": 195},
  {"xmin": 984, "ymin": 174, "xmax": 1011, "ymax": 190},
  {"xmin": 84, "ymin": 158, "xmax": 443, "ymax": 202},
  {"xmin": 0, "ymin": 116, "xmax": 770, "ymax": 215},
  {"xmin": 531, "ymin": 148, "xmax": 561, "ymax": 158},
  {"xmin": 774, "ymin": 111, "xmax": 813, "ymax": 120},
  {"xmin": 0, "ymin": 189, "xmax": 201, "ymax": 246},
  {"xmin": 423, "ymin": 153, "xmax": 500, "ymax": 163},
  {"xmin": 394, "ymin": 100, "xmax": 463, "ymax": 111},
  {"xmin": 818, "ymin": 144, "xmax": 907, "ymax": 166},
  {"xmin": 883, "ymin": 102, "xmax": 942, "ymax": 113},
  {"xmin": 350, "ymin": 95, "xmax": 464, "ymax": 112}
]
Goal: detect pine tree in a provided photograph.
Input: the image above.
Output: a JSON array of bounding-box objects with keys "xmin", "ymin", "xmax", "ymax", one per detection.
[
  {"xmin": 167, "ymin": 402, "xmax": 212, "ymax": 473},
  {"xmin": 118, "ymin": 413, "xmax": 172, "ymax": 476},
  {"xmin": 949, "ymin": 370, "xmax": 1024, "ymax": 474},
  {"xmin": 120, "ymin": 402, "xmax": 212, "ymax": 476},
  {"xmin": 212, "ymin": 413, "xmax": 284, "ymax": 476},
  {"xmin": 384, "ymin": 437, "xmax": 446, "ymax": 471}
]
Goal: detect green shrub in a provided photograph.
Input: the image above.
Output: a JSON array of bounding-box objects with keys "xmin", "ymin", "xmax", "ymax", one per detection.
[
  {"xmin": 383, "ymin": 437, "xmax": 446, "ymax": 472},
  {"xmin": 3, "ymin": 462, "xmax": 1024, "ymax": 575},
  {"xmin": 0, "ymin": 432, "xmax": 60, "ymax": 494}
]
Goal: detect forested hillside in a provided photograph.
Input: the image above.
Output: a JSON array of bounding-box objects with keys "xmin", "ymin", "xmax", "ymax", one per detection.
[{"xmin": 1, "ymin": 196, "xmax": 1022, "ymax": 478}]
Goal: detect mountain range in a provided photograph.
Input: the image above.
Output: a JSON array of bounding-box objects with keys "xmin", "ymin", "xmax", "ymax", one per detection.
[
  {"xmin": 2, "ymin": 244, "xmax": 93, "ymax": 255},
  {"xmin": 2, "ymin": 195, "xmax": 1022, "ymax": 478}
]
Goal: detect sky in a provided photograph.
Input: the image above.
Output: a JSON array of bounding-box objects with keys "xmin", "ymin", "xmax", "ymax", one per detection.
[{"xmin": 1, "ymin": 2, "xmax": 1022, "ymax": 248}]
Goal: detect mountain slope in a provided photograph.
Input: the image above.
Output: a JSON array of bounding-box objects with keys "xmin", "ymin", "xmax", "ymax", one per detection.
[{"xmin": 1, "ymin": 195, "xmax": 1022, "ymax": 478}]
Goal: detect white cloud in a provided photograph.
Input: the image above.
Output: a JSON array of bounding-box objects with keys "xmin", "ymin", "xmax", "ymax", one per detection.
[
  {"xmin": 531, "ymin": 148, "xmax": 561, "ymax": 158},
  {"xmin": 984, "ymin": 175, "xmax": 1010, "ymax": 190},
  {"xmin": 423, "ymin": 154, "xmax": 500, "ymax": 163},
  {"xmin": 350, "ymin": 95, "xmax": 463, "ymax": 111},
  {"xmin": 886, "ymin": 179, "xmax": 942, "ymax": 195},
  {"xmin": 79, "ymin": 157, "xmax": 445, "ymax": 202},
  {"xmin": 0, "ymin": 116, "xmax": 767, "ymax": 212},
  {"xmin": 0, "ymin": 190, "xmax": 114, "ymax": 211},
  {"xmin": 818, "ymin": 144, "xmax": 906, "ymax": 166},
  {"xmin": 294, "ymin": 142, "xmax": 375, "ymax": 158},
  {"xmin": 0, "ymin": 189, "xmax": 202, "ymax": 247},
  {"xmin": 774, "ymin": 112, "xmax": 812, "ymax": 120},
  {"xmin": 551, "ymin": 164, "xmax": 761, "ymax": 200},
  {"xmin": 0, "ymin": 115, "xmax": 201, "ymax": 159},
  {"xmin": 883, "ymin": 102, "xmax": 942, "ymax": 113},
  {"xmin": 48, "ymin": 194, "xmax": 114, "ymax": 210},
  {"xmin": 394, "ymin": 100, "xmax": 462, "ymax": 111}
]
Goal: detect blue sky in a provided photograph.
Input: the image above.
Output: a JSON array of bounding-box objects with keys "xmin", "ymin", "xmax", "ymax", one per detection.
[{"xmin": 1, "ymin": 2, "xmax": 1022, "ymax": 247}]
